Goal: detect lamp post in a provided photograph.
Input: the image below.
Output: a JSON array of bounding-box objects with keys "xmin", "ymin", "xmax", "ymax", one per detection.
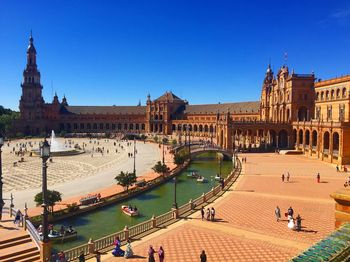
[
  {"xmin": 187, "ymin": 126, "xmax": 191, "ymax": 160},
  {"xmin": 40, "ymin": 139, "xmax": 50, "ymax": 243},
  {"xmin": 218, "ymin": 154, "xmax": 222, "ymax": 177},
  {"xmin": 172, "ymin": 177, "xmax": 178, "ymax": 209},
  {"xmin": 162, "ymin": 137, "xmax": 165, "ymax": 165},
  {"xmin": 133, "ymin": 138, "xmax": 136, "ymax": 175},
  {"xmin": 0, "ymin": 135, "xmax": 4, "ymax": 221}
]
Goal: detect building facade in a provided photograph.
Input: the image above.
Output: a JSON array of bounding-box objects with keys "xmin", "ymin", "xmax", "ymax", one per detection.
[{"xmin": 16, "ymin": 34, "xmax": 350, "ymax": 164}]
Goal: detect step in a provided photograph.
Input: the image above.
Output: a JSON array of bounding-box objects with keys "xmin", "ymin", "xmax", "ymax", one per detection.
[
  {"xmin": 2, "ymin": 249, "xmax": 40, "ymax": 262},
  {"xmin": 0, "ymin": 242, "xmax": 37, "ymax": 260},
  {"xmin": 16, "ymin": 254, "xmax": 41, "ymax": 262},
  {"xmin": 0, "ymin": 235, "xmax": 31, "ymax": 249}
]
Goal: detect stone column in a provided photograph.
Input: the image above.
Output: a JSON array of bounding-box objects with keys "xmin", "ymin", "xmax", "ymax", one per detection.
[
  {"xmin": 330, "ymin": 188, "xmax": 350, "ymax": 228},
  {"xmin": 40, "ymin": 241, "xmax": 51, "ymax": 262}
]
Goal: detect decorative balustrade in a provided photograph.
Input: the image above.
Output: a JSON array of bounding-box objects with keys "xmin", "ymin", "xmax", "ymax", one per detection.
[
  {"xmin": 64, "ymin": 243, "xmax": 89, "ymax": 261},
  {"xmin": 155, "ymin": 211, "xmax": 173, "ymax": 226},
  {"xmin": 63, "ymin": 159, "xmax": 242, "ymax": 261},
  {"xmin": 94, "ymin": 231, "xmax": 125, "ymax": 251},
  {"xmin": 26, "ymin": 219, "xmax": 41, "ymax": 247},
  {"xmin": 129, "ymin": 220, "xmax": 153, "ymax": 237}
]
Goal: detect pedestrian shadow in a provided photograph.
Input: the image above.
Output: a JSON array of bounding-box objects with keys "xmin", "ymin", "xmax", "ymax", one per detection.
[
  {"xmin": 233, "ymin": 189, "xmax": 255, "ymax": 192},
  {"xmin": 285, "ymin": 181, "xmax": 298, "ymax": 183},
  {"xmin": 127, "ymin": 255, "xmax": 147, "ymax": 259},
  {"xmin": 214, "ymin": 218, "xmax": 228, "ymax": 223},
  {"xmin": 320, "ymin": 181, "xmax": 329, "ymax": 184},
  {"xmin": 296, "ymin": 227, "xmax": 318, "ymax": 234},
  {"xmin": 0, "ymin": 225, "xmax": 19, "ymax": 230}
]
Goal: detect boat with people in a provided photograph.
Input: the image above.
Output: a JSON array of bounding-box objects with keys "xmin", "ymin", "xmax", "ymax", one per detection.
[
  {"xmin": 197, "ymin": 176, "xmax": 207, "ymax": 183},
  {"xmin": 187, "ymin": 171, "xmax": 199, "ymax": 178},
  {"xmin": 38, "ymin": 225, "xmax": 78, "ymax": 242},
  {"xmin": 121, "ymin": 205, "xmax": 139, "ymax": 217},
  {"xmin": 214, "ymin": 174, "xmax": 221, "ymax": 181}
]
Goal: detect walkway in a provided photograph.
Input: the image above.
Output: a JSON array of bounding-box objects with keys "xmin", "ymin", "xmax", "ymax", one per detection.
[{"xmin": 94, "ymin": 153, "xmax": 345, "ymax": 262}]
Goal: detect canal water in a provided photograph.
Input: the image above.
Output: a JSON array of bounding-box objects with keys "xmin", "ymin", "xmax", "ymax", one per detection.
[{"xmin": 53, "ymin": 152, "xmax": 232, "ymax": 251}]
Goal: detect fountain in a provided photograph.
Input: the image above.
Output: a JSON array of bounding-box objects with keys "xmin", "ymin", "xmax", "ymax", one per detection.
[{"xmin": 32, "ymin": 131, "xmax": 84, "ymax": 156}]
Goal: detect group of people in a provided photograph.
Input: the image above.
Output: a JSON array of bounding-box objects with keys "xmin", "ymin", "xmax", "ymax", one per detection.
[
  {"xmin": 112, "ymin": 237, "xmax": 134, "ymax": 258},
  {"xmin": 201, "ymin": 207, "xmax": 216, "ymax": 221},
  {"xmin": 281, "ymin": 172, "xmax": 291, "ymax": 182},
  {"xmin": 275, "ymin": 206, "xmax": 302, "ymax": 231},
  {"xmin": 241, "ymin": 157, "xmax": 247, "ymax": 163},
  {"xmin": 336, "ymin": 165, "xmax": 348, "ymax": 172},
  {"xmin": 148, "ymin": 245, "xmax": 165, "ymax": 262},
  {"xmin": 343, "ymin": 176, "xmax": 350, "ymax": 187}
]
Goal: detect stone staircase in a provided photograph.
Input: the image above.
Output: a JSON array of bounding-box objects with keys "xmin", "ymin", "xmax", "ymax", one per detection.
[
  {"xmin": 0, "ymin": 233, "xmax": 40, "ymax": 262},
  {"xmin": 0, "ymin": 213, "xmax": 40, "ymax": 262}
]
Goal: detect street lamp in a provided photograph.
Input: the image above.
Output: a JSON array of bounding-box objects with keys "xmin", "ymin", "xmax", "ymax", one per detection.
[
  {"xmin": 40, "ymin": 139, "xmax": 50, "ymax": 243},
  {"xmin": 187, "ymin": 126, "xmax": 191, "ymax": 160},
  {"xmin": 133, "ymin": 138, "xmax": 136, "ymax": 176},
  {"xmin": 162, "ymin": 138, "xmax": 165, "ymax": 164},
  {"xmin": 172, "ymin": 177, "xmax": 178, "ymax": 209},
  {"xmin": 0, "ymin": 135, "xmax": 4, "ymax": 221}
]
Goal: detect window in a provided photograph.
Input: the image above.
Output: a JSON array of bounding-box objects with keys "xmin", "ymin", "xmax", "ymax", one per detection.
[
  {"xmin": 112, "ymin": 124, "xmax": 116, "ymax": 130},
  {"xmin": 80, "ymin": 123, "xmax": 84, "ymax": 129},
  {"xmin": 342, "ymin": 88, "xmax": 347, "ymax": 98},
  {"xmin": 327, "ymin": 105, "xmax": 332, "ymax": 120},
  {"xmin": 316, "ymin": 107, "xmax": 321, "ymax": 120},
  {"xmin": 93, "ymin": 123, "xmax": 97, "ymax": 129},
  {"xmin": 336, "ymin": 89, "xmax": 340, "ymax": 98},
  {"xmin": 339, "ymin": 104, "xmax": 345, "ymax": 121}
]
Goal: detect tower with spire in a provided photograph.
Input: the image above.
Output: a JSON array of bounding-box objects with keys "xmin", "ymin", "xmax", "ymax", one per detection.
[
  {"xmin": 260, "ymin": 63, "xmax": 274, "ymax": 121},
  {"xmin": 19, "ymin": 32, "xmax": 44, "ymax": 121}
]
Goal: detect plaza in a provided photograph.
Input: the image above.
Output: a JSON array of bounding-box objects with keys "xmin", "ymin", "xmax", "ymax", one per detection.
[
  {"xmin": 97, "ymin": 153, "xmax": 345, "ymax": 262},
  {"xmin": 1, "ymin": 137, "xmax": 161, "ymax": 210}
]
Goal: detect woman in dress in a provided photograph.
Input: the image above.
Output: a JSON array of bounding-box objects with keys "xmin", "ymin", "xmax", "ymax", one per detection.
[
  {"xmin": 112, "ymin": 237, "xmax": 125, "ymax": 257},
  {"xmin": 158, "ymin": 246, "xmax": 165, "ymax": 262},
  {"xmin": 124, "ymin": 239, "xmax": 134, "ymax": 259},
  {"xmin": 148, "ymin": 245, "xmax": 156, "ymax": 262}
]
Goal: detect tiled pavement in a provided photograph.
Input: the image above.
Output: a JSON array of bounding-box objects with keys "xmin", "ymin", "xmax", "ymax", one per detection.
[{"xmin": 95, "ymin": 153, "xmax": 343, "ymax": 262}]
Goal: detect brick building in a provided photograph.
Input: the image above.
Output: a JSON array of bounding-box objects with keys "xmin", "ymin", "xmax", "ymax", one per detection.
[{"xmin": 16, "ymin": 34, "xmax": 350, "ymax": 164}]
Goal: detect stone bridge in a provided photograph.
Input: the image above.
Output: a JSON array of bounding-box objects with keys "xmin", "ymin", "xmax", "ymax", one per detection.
[{"xmin": 174, "ymin": 143, "xmax": 233, "ymax": 160}]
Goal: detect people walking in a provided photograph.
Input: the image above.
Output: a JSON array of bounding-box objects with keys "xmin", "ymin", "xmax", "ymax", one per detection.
[
  {"xmin": 316, "ymin": 173, "xmax": 320, "ymax": 183},
  {"xmin": 210, "ymin": 207, "xmax": 215, "ymax": 221},
  {"xmin": 281, "ymin": 174, "xmax": 285, "ymax": 182},
  {"xmin": 124, "ymin": 240, "xmax": 134, "ymax": 258},
  {"xmin": 78, "ymin": 251, "xmax": 85, "ymax": 262},
  {"xmin": 158, "ymin": 246, "xmax": 165, "ymax": 262},
  {"xmin": 275, "ymin": 206, "xmax": 281, "ymax": 222},
  {"xmin": 201, "ymin": 207, "xmax": 205, "ymax": 220},
  {"xmin": 296, "ymin": 214, "xmax": 302, "ymax": 231},
  {"xmin": 13, "ymin": 209, "xmax": 22, "ymax": 228},
  {"xmin": 148, "ymin": 245, "xmax": 156, "ymax": 262},
  {"xmin": 336, "ymin": 165, "xmax": 339, "ymax": 172},
  {"xmin": 206, "ymin": 208, "xmax": 210, "ymax": 221},
  {"xmin": 287, "ymin": 206, "xmax": 294, "ymax": 218},
  {"xmin": 200, "ymin": 250, "xmax": 207, "ymax": 262},
  {"xmin": 286, "ymin": 172, "xmax": 290, "ymax": 182}
]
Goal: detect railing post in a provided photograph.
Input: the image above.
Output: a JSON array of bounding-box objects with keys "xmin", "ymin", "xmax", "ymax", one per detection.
[
  {"xmin": 172, "ymin": 207, "xmax": 179, "ymax": 219},
  {"xmin": 10, "ymin": 193, "xmax": 14, "ymax": 217},
  {"xmin": 24, "ymin": 203, "xmax": 28, "ymax": 230},
  {"xmin": 124, "ymin": 225, "xmax": 129, "ymax": 240},
  {"xmin": 151, "ymin": 215, "xmax": 156, "ymax": 228},
  {"xmin": 88, "ymin": 238, "xmax": 95, "ymax": 254},
  {"xmin": 202, "ymin": 192, "xmax": 206, "ymax": 203},
  {"xmin": 189, "ymin": 199, "xmax": 193, "ymax": 210}
]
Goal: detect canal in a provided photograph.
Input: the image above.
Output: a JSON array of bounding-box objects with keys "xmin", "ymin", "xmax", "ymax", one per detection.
[{"xmin": 53, "ymin": 152, "xmax": 233, "ymax": 251}]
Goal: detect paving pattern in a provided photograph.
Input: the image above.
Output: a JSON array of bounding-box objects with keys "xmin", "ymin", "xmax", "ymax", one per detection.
[{"xmin": 96, "ymin": 153, "xmax": 346, "ymax": 262}]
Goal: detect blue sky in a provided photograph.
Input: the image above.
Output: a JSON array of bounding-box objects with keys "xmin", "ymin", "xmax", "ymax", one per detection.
[{"xmin": 1, "ymin": 0, "xmax": 350, "ymax": 110}]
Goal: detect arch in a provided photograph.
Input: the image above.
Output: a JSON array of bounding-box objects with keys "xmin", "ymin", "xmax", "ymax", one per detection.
[
  {"xmin": 268, "ymin": 130, "xmax": 277, "ymax": 147},
  {"xmin": 209, "ymin": 125, "xmax": 214, "ymax": 133},
  {"xmin": 333, "ymin": 132, "xmax": 339, "ymax": 153},
  {"xmin": 292, "ymin": 129, "xmax": 297, "ymax": 146},
  {"xmin": 194, "ymin": 125, "xmax": 198, "ymax": 132},
  {"xmin": 331, "ymin": 89, "xmax": 335, "ymax": 99},
  {"xmin": 323, "ymin": 132, "xmax": 330, "ymax": 151},
  {"xmin": 135, "ymin": 123, "xmax": 139, "ymax": 130},
  {"xmin": 342, "ymin": 88, "xmax": 347, "ymax": 98},
  {"xmin": 316, "ymin": 92, "xmax": 319, "ymax": 101},
  {"xmin": 298, "ymin": 106, "xmax": 308, "ymax": 121},
  {"xmin": 312, "ymin": 130, "xmax": 317, "ymax": 147},
  {"xmin": 220, "ymin": 129, "xmax": 224, "ymax": 148},
  {"xmin": 204, "ymin": 125, "xmax": 208, "ymax": 132},
  {"xmin": 155, "ymin": 114, "xmax": 158, "ymax": 120},
  {"xmin": 183, "ymin": 124, "xmax": 187, "ymax": 131},
  {"xmin": 278, "ymin": 129, "xmax": 288, "ymax": 148},
  {"xmin": 177, "ymin": 124, "xmax": 182, "ymax": 131},
  {"xmin": 298, "ymin": 129, "xmax": 304, "ymax": 145},
  {"xmin": 141, "ymin": 123, "xmax": 145, "ymax": 130},
  {"xmin": 159, "ymin": 115, "xmax": 163, "ymax": 120},
  {"xmin": 286, "ymin": 108, "xmax": 290, "ymax": 121},
  {"xmin": 199, "ymin": 125, "xmax": 203, "ymax": 132},
  {"xmin": 129, "ymin": 123, "xmax": 133, "ymax": 130},
  {"xmin": 326, "ymin": 90, "xmax": 330, "ymax": 100},
  {"xmin": 336, "ymin": 89, "xmax": 340, "ymax": 98},
  {"xmin": 117, "ymin": 123, "xmax": 122, "ymax": 130},
  {"xmin": 305, "ymin": 130, "xmax": 310, "ymax": 145},
  {"xmin": 188, "ymin": 124, "xmax": 192, "ymax": 131},
  {"xmin": 172, "ymin": 124, "xmax": 176, "ymax": 131}
]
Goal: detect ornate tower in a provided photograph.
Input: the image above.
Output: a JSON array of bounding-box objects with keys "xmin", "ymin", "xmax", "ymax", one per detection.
[
  {"xmin": 19, "ymin": 32, "xmax": 44, "ymax": 121},
  {"xmin": 260, "ymin": 63, "xmax": 273, "ymax": 121}
]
